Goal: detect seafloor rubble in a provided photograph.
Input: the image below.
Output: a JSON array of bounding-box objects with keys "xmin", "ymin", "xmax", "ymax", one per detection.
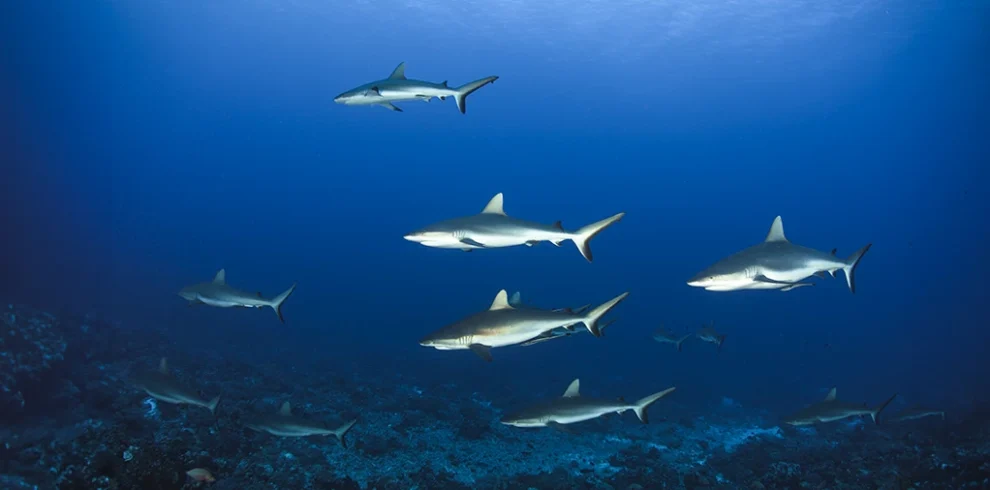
[{"xmin": 1, "ymin": 303, "xmax": 988, "ymax": 489}]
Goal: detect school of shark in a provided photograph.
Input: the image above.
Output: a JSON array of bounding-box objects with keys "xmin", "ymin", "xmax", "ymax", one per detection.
[{"xmin": 117, "ymin": 61, "xmax": 949, "ymax": 485}]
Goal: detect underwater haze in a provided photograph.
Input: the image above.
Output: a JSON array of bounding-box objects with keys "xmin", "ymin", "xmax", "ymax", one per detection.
[{"xmin": 3, "ymin": 0, "xmax": 990, "ymax": 488}]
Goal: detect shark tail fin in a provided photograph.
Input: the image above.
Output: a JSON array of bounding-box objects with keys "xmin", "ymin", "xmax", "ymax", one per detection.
[
  {"xmin": 454, "ymin": 76, "xmax": 498, "ymax": 114},
  {"xmin": 870, "ymin": 393, "xmax": 897, "ymax": 424},
  {"xmin": 717, "ymin": 334, "xmax": 726, "ymax": 353},
  {"xmin": 598, "ymin": 318, "xmax": 617, "ymax": 337},
  {"xmin": 842, "ymin": 244, "xmax": 872, "ymax": 294},
  {"xmin": 676, "ymin": 334, "xmax": 691, "ymax": 352},
  {"xmin": 270, "ymin": 283, "xmax": 297, "ymax": 324},
  {"xmin": 334, "ymin": 419, "xmax": 358, "ymax": 448},
  {"xmin": 207, "ymin": 395, "xmax": 221, "ymax": 414},
  {"xmin": 571, "ymin": 212, "xmax": 625, "ymax": 262},
  {"xmin": 581, "ymin": 292, "xmax": 629, "ymax": 337},
  {"xmin": 632, "ymin": 387, "xmax": 676, "ymax": 423}
]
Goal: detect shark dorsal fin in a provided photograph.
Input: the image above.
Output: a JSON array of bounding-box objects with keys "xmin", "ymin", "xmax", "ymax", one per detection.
[
  {"xmin": 765, "ymin": 216, "xmax": 787, "ymax": 242},
  {"xmin": 824, "ymin": 387, "xmax": 837, "ymax": 402},
  {"xmin": 552, "ymin": 220, "xmax": 563, "ymax": 231},
  {"xmin": 489, "ymin": 290, "xmax": 513, "ymax": 310},
  {"xmin": 830, "ymin": 248, "xmax": 837, "ymax": 256},
  {"xmin": 278, "ymin": 401, "xmax": 292, "ymax": 416},
  {"xmin": 213, "ymin": 269, "xmax": 226, "ymax": 285},
  {"xmin": 158, "ymin": 357, "xmax": 169, "ymax": 374},
  {"xmin": 388, "ymin": 62, "xmax": 406, "ymax": 80},
  {"xmin": 508, "ymin": 291, "xmax": 522, "ymax": 306},
  {"xmin": 563, "ymin": 379, "xmax": 580, "ymax": 398},
  {"xmin": 481, "ymin": 193, "xmax": 506, "ymax": 215}
]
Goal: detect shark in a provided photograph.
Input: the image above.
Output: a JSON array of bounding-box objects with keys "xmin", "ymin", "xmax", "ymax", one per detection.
[
  {"xmin": 696, "ymin": 322, "xmax": 726, "ymax": 353},
  {"xmin": 520, "ymin": 318, "xmax": 616, "ymax": 346},
  {"xmin": 889, "ymin": 407, "xmax": 946, "ymax": 423},
  {"xmin": 132, "ymin": 358, "xmax": 220, "ymax": 414},
  {"xmin": 501, "ymin": 379, "xmax": 676, "ymax": 428},
  {"xmin": 333, "ymin": 62, "xmax": 498, "ymax": 114},
  {"xmin": 687, "ymin": 216, "xmax": 871, "ymax": 293},
  {"xmin": 178, "ymin": 269, "xmax": 297, "ymax": 323},
  {"xmin": 419, "ymin": 289, "xmax": 629, "ymax": 361},
  {"xmin": 245, "ymin": 401, "xmax": 358, "ymax": 447},
  {"xmin": 404, "ymin": 193, "xmax": 625, "ymax": 262},
  {"xmin": 781, "ymin": 387, "xmax": 897, "ymax": 426},
  {"xmin": 653, "ymin": 325, "xmax": 692, "ymax": 352}
]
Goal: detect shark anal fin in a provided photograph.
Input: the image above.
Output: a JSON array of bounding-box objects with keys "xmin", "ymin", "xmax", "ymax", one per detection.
[
  {"xmin": 468, "ymin": 344, "xmax": 493, "ymax": 362},
  {"xmin": 459, "ymin": 237, "xmax": 487, "ymax": 248},
  {"xmin": 379, "ymin": 102, "xmax": 402, "ymax": 112}
]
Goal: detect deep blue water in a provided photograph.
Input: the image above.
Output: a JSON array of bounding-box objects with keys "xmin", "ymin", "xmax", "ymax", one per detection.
[{"xmin": 4, "ymin": 0, "xmax": 989, "ymax": 425}]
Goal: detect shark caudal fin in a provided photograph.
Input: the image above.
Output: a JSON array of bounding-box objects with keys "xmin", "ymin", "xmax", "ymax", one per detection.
[
  {"xmin": 269, "ymin": 283, "xmax": 297, "ymax": 323},
  {"xmin": 870, "ymin": 393, "xmax": 898, "ymax": 424},
  {"xmin": 676, "ymin": 334, "xmax": 692, "ymax": 352},
  {"xmin": 842, "ymin": 244, "xmax": 872, "ymax": 293},
  {"xmin": 581, "ymin": 292, "xmax": 629, "ymax": 337},
  {"xmin": 454, "ymin": 76, "xmax": 498, "ymax": 114},
  {"xmin": 571, "ymin": 212, "xmax": 625, "ymax": 262},
  {"xmin": 632, "ymin": 387, "xmax": 676, "ymax": 423},
  {"xmin": 207, "ymin": 395, "xmax": 221, "ymax": 414},
  {"xmin": 334, "ymin": 419, "xmax": 358, "ymax": 448}
]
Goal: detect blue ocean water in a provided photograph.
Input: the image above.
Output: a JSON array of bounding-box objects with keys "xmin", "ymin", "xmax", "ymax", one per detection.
[{"xmin": 2, "ymin": 1, "xmax": 989, "ymax": 488}]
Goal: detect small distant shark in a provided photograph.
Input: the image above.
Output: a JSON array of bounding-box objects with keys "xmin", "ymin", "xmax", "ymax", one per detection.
[
  {"xmin": 178, "ymin": 269, "xmax": 297, "ymax": 323},
  {"xmin": 696, "ymin": 322, "xmax": 726, "ymax": 353},
  {"xmin": 404, "ymin": 193, "xmax": 626, "ymax": 262},
  {"xmin": 419, "ymin": 289, "xmax": 629, "ymax": 361},
  {"xmin": 509, "ymin": 291, "xmax": 604, "ymax": 346},
  {"xmin": 333, "ymin": 62, "xmax": 498, "ymax": 114},
  {"xmin": 781, "ymin": 387, "xmax": 897, "ymax": 426},
  {"xmin": 687, "ymin": 216, "xmax": 871, "ymax": 293},
  {"xmin": 501, "ymin": 379, "xmax": 676, "ymax": 428},
  {"xmin": 889, "ymin": 407, "xmax": 946, "ymax": 423},
  {"xmin": 132, "ymin": 358, "xmax": 220, "ymax": 414},
  {"xmin": 521, "ymin": 318, "xmax": 616, "ymax": 346},
  {"xmin": 245, "ymin": 401, "xmax": 357, "ymax": 447},
  {"xmin": 652, "ymin": 325, "xmax": 692, "ymax": 352}
]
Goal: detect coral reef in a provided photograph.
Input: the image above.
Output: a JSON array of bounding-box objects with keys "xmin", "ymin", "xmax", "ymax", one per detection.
[{"xmin": 1, "ymin": 303, "xmax": 988, "ymax": 489}]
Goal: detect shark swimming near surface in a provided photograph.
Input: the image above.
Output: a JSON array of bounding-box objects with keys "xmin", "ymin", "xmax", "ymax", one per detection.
[
  {"xmin": 245, "ymin": 401, "xmax": 357, "ymax": 447},
  {"xmin": 687, "ymin": 216, "xmax": 871, "ymax": 293},
  {"xmin": 404, "ymin": 193, "xmax": 625, "ymax": 262},
  {"xmin": 501, "ymin": 379, "xmax": 676, "ymax": 428},
  {"xmin": 419, "ymin": 289, "xmax": 629, "ymax": 361},
  {"xmin": 132, "ymin": 358, "xmax": 220, "ymax": 414},
  {"xmin": 781, "ymin": 387, "xmax": 897, "ymax": 426},
  {"xmin": 178, "ymin": 269, "xmax": 297, "ymax": 323},
  {"xmin": 333, "ymin": 62, "xmax": 498, "ymax": 114}
]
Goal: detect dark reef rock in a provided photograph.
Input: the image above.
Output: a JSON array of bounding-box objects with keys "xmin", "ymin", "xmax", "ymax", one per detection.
[{"xmin": 0, "ymin": 304, "xmax": 67, "ymax": 417}]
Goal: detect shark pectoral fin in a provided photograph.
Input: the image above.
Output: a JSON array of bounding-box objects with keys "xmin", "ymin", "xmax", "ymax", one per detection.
[
  {"xmin": 780, "ymin": 283, "xmax": 814, "ymax": 292},
  {"xmin": 468, "ymin": 344, "xmax": 493, "ymax": 362},
  {"xmin": 753, "ymin": 275, "xmax": 810, "ymax": 291},
  {"xmin": 379, "ymin": 102, "xmax": 403, "ymax": 112},
  {"xmin": 459, "ymin": 237, "xmax": 487, "ymax": 248},
  {"xmin": 187, "ymin": 300, "xmax": 204, "ymax": 307}
]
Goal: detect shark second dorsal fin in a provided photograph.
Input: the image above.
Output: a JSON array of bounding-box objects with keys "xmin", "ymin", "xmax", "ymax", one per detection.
[
  {"xmin": 489, "ymin": 290, "xmax": 512, "ymax": 310},
  {"xmin": 508, "ymin": 291, "xmax": 522, "ymax": 306},
  {"xmin": 388, "ymin": 62, "xmax": 406, "ymax": 80},
  {"xmin": 278, "ymin": 401, "xmax": 292, "ymax": 416},
  {"xmin": 481, "ymin": 193, "xmax": 506, "ymax": 215},
  {"xmin": 765, "ymin": 216, "xmax": 788, "ymax": 242},
  {"xmin": 213, "ymin": 269, "xmax": 226, "ymax": 285},
  {"xmin": 158, "ymin": 357, "xmax": 169, "ymax": 374},
  {"xmin": 824, "ymin": 387, "xmax": 837, "ymax": 402},
  {"xmin": 563, "ymin": 379, "xmax": 580, "ymax": 398}
]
